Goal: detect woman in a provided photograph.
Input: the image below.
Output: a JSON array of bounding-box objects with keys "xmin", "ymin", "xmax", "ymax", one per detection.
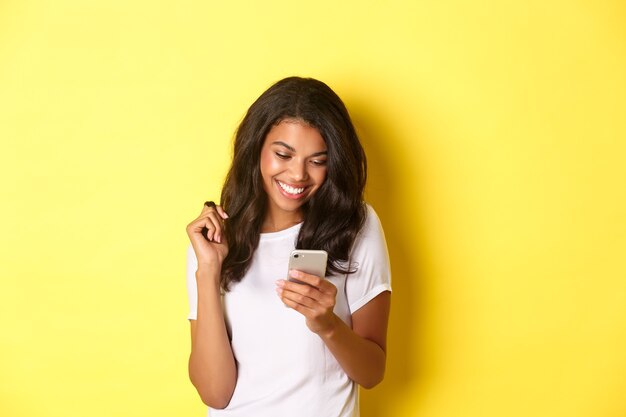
[{"xmin": 185, "ymin": 76, "xmax": 391, "ymax": 417}]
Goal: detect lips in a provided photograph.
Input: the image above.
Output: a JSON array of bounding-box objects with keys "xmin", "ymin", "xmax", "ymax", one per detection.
[{"xmin": 276, "ymin": 180, "xmax": 307, "ymax": 199}]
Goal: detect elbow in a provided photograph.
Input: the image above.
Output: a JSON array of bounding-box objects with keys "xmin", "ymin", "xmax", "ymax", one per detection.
[
  {"xmin": 188, "ymin": 359, "xmax": 236, "ymax": 409},
  {"xmin": 359, "ymin": 375, "xmax": 384, "ymax": 390},
  {"xmin": 358, "ymin": 364, "xmax": 386, "ymax": 389},
  {"xmin": 199, "ymin": 391, "xmax": 231, "ymax": 409},
  {"xmin": 194, "ymin": 382, "xmax": 234, "ymax": 409},
  {"xmin": 190, "ymin": 374, "xmax": 235, "ymax": 409}
]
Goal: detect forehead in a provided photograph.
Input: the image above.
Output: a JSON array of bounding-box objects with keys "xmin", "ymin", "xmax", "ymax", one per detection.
[{"xmin": 264, "ymin": 119, "xmax": 326, "ymax": 150}]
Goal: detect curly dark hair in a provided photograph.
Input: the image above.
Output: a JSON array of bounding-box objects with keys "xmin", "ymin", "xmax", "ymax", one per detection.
[{"xmin": 219, "ymin": 76, "xmax": 367, "ymax": 291}]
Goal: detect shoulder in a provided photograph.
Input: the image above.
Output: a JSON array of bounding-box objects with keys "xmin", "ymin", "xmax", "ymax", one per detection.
[
  {"xmin": 350, "ymin": 203, "xmax": 388, "ymax": 256},
  {"xmin": 357, "ymin": 203, "xmax": 386, "ymax": 241},
  {"xmin": 345, "ymin": 203, "xmax": 392, "ymax": 309}
]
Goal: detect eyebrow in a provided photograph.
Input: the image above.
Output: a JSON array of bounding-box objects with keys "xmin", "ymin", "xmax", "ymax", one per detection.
[{"xmin": 271, "ymin": 141, "xmax": 328, "ymax": 157}]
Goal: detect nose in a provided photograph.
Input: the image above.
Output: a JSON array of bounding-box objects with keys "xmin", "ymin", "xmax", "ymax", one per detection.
[{"xmin": 288, "ymin": 159, "xmax": 308, "ymax": 182}]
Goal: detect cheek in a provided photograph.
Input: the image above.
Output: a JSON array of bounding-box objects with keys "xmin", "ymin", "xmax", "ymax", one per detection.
[
  {"xmin": 314, "ymin": 168, "xmax": 328, "ymax": 186},
  {"xmin": 259, "ymin": 152, "xmax": 276, "ymax": 179}
]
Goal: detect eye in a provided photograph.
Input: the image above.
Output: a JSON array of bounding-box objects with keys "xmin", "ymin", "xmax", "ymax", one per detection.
[
  {"xmin": 311, "ymin": 159, "xmax": 327, "ymax": 167},
  {"xmin": 275, "ymin": 152, "xmax": 291, "ymax": 160}
]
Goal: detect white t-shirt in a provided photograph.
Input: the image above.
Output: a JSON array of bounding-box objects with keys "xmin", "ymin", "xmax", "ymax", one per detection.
[{"xmin": 186, "ymin": 204, "xmax": 392, "ymax": 417}]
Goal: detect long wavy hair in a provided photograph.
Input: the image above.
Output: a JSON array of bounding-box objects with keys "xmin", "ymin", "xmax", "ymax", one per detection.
[{"xmin": 219, "ymin": 76, "xmax": 367, "ymax": 291}]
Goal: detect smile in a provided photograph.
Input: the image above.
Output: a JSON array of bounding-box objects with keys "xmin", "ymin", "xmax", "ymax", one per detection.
[{"xmin": 277, "ymin": 180, "xmax": 306, "ymax": 196}]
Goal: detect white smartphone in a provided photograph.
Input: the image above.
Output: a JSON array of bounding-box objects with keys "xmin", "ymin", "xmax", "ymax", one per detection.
[{"xmin": 288, "ymin": 249, "xmax": 328, "ymax": 284}]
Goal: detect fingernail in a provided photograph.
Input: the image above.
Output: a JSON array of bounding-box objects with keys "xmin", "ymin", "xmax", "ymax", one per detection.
[
  {"xmin": 223, "ymin": 212, "xmax": 229, "ymax": 219},
  {"xmin": 289, "ymin": 270, "xmax": 301, "ymax": 278},
  {"xmin": 275, "ymin": 287, "xmax": 283, "ymax": 295},
  {"xmin": 275, "ymin": 279, "xmax": 285, "ymax": 287}
]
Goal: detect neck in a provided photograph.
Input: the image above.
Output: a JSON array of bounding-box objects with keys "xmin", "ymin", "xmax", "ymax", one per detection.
[{"xmin": 261, "ymin": 209, "xmax": 303, "ymax": 233}]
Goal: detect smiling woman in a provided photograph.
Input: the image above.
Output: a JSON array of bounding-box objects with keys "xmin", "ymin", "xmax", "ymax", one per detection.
[
  {"xmin": 260, "ymin": 120, "xmax": 328, "ymax": 231},
  {"xmin": 185, "ymin": 77, "xmax": 392, "ymax": 417}
]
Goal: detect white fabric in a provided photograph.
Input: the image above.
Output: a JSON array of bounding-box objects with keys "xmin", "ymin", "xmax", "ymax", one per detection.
[{"xmin": 186, "ymin": 205, "xmax": 392, "ymax": 417}]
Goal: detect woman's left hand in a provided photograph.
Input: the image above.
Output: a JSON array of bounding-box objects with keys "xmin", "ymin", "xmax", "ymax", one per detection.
[{"xmin": 275, "ymin": 270, "xmax": 338, "ymax": 337}]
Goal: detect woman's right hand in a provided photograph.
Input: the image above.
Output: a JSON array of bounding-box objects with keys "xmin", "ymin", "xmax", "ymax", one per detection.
[{"xmin": 186, "ymin": 202, "xmax": 230, "ymax": 270}]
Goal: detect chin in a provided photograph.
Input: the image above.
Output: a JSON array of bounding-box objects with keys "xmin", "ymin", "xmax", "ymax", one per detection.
[{"xmin": 276, "ymin": 200, "xmax": 305, "ymax": 213}]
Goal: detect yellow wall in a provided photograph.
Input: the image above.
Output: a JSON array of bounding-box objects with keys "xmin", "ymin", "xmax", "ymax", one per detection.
[{"xmin": 1, "ymin": 1, "xmax": 625, "ymax": 416}]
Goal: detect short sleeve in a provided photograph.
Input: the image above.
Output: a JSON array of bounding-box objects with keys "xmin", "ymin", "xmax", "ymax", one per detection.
[
  {"xmin": 346, "ymin": 205, "xmax": 392, "ymax": 313},
  {"xmin": 186, "ymin": 243, "xmax": 198, "ymax": 320}
]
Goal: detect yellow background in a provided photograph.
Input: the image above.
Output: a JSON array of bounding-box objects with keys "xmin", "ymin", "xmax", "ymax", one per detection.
[{"xmin": 1, "ymin": 1, "xmax": 625, "ymax": 416}]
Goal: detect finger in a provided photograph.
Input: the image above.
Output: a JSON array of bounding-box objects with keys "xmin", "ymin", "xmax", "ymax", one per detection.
[
  {"xmin": 187, "ymin": 216, "xmax": 213, "ymax": 236},
  {"xmin": 201, "ymin": 201, "xmax": 229, "ymax": 218},
  {"xmin": 201, "ymin": 220, "xmax": 216, "ymax": 242},
  {"xmin": 276, "ymin": 287, "xmax": 316, "ymax": 312},
  {"xmin": 200, "ymin": 203, "xmax": 216, "ymax": 215},
  {"xmin": 282, "ymin": 297, "xmax": 311, "ymax": 315},
  {"xmin": 205, "ymin": 226, "xmax": 216, "ymax": 242},
  {"xmin": 287, "ymin": 270, "xmax": 334, "ymax": 293},
  {"xmin": 198, "ymin": 204, "xmax": 228, "ymax": 239},
  {"xmin": 279, "ymin": 287, "xmax": 317, "ymax": 308},
  {"xmin": 278, "ymin": 279, "xmax": 323, "ymax": 301},
  {"xmin": 278, "ymin": 279, "xmax": 337, "ymax": 312},
  {"xmin": 204, "ymin": 211, "xmax": 225, "ymax": 242},
  {"xmin": 215, "ymin": 205, "xmax": 229, "ymax": 220},
  {"xmin": 187, "ymin": 217, "xmax": 215, "ymax": 240},
  {"xmin": 189, "ymin": 214, "xmax": 219, "ymax": 242},
  {"xmin": 188, "ymin": 212, "xmax": 223, "ymax": 243}
]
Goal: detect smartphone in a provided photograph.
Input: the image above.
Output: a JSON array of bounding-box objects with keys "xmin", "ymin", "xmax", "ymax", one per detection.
[{"xmin": 288, "ymin": 249, "xmax": 328, "ymax": 284}]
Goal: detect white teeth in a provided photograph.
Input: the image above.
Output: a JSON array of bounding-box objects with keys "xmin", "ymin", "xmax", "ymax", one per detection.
[{"xmin": 278, "ymin": 181, "xmax": 305, "ymax": 195}]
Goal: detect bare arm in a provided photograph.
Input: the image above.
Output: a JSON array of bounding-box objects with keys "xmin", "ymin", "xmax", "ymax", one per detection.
[
  {"xmin": 276, "ymin": 270, "xmax": 391, "ymax": 388},
  {"xmin": 186, "ymin": 203, "xmax": 237, "ymax": 408},
  {"xmin": 189, "ymin": 266, "xmax": 237, "ymax": 408},
  {"xmin": 319, "ymin": 291, "xmax": 390, "ymax": 388}
]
